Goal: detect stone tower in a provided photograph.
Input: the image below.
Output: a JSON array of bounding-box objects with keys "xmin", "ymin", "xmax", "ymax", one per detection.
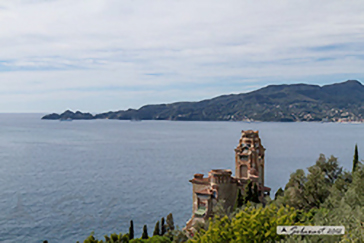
[
  {"xmin": 185, "ymin": 130, "xmax": 269, "ymax": 234},
  {"xmin": 234, "ymin": 130, "xmax": 265, "ymax": 196}
]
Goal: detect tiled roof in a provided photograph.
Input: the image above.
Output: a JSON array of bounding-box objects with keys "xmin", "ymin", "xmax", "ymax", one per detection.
[
  {"xmin": 195, "ymin": 188, "xmax": 213, "ymax": 195},
  {"xmin": 263, "ymin": 186, "xmax": 271, "ymax": 191},
  {"xmin": 190, "ymin": 177, "xmax": 210, "ymax": 185}
]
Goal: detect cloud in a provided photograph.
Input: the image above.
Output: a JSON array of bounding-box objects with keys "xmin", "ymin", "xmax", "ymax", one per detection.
[{"xmin": 1, "ymin": 0, "xmax": 364, "ymax": 112}]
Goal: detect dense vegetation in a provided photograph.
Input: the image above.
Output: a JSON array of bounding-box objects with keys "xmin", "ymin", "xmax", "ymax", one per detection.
[
  {"xmin": 42, "ymin": 80, "xmax": 364, "ymax": 122},
  {"xmin": 43, "ymin": 147, "xmax": 364, "ymax": 242},
  {"xmin": 73, "ymin": 213, "xmax": 187, "ymax": 243},
  {"xmin": 191, "ymin": 151, "xmax": 364, "ymax": 242}
]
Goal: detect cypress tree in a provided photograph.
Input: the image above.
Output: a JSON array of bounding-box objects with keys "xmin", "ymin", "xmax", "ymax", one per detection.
[
  {"xmin": 274, "ymin": 187, "xmax": 284, "ymax": 200},
  {"xmin": 142, "ymin": 225, "xmax": 149, "ymax": 239},
  {"xmin": 353, "ymin": 144, "xmax": 359, "ymax": 172},
  {"xmin": 166, "ymin": 213, "xmax": 175, "ymax": 231},
  {"xmin": 252, "ymin": 183, "xmax": 260, "ymax": 203},
  {"xmin": 161, "ymin": 217, "xmax": 166, "ymax": 235},
  {"xmin": 153, "ymin": 221, "xmax": 160, "ymax": 236},
  {"xmin": 234, "ymin": 188, "xmax": 244, "ymax": 210},
  {"xmin": 243, "ymin": 180, "xmax": 253, "ymax": 204},
  {"xmin": 233, "ymin": 192, "xmax": 238, "ymax": 211},
  {"xmin": 129, "ymin": 220, "xmax": 134, "ymax": 239}
]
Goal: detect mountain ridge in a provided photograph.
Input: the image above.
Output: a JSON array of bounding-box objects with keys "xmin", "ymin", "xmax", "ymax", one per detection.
[{"xmin": 42, "ymin": 80, "xmax": 364, "ymax": 122}]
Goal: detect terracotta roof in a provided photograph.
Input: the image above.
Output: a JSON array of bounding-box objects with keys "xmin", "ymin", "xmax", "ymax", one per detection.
[
  {"xmin": 190, "ymin": 177, "xmax": 210, "ymax": 185},
  {"xmin": 194, "ymin": 173, "xmax": 204, "ymax": 179},
  {"xmin": 263, "ymin": 186, "xmax": 271, "ymax": 191},
  {"xmin": 195, "ymin": 188, "xmax": 213, "ymax": 195},
  {"xmin": 259, "ymin": 185, "xmax": 271, "ymax": 191}
]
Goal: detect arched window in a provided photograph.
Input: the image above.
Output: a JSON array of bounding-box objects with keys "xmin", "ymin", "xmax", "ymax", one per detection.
[
  {"xmin": 240, "ymin": 154, "xmax": 249, "ymax": 161},
  {"xmin": 240, "ymin": 165, "xmax": 248, "ymax": 178}
]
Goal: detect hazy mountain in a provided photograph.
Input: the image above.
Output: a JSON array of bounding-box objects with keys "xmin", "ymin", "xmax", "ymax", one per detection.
[{"xmin": 42, "ymin": 80, "xmax": 364, "ymax": 122}]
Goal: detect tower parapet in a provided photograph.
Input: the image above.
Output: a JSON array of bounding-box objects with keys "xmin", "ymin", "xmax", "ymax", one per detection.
[{"xmin": 209, "ymin": 169, "xmax": 232, "ymax": 184}]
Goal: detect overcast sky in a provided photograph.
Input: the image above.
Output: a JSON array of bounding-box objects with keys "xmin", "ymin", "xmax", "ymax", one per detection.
[{"xmin": 1, "ymin": 0, "xmax": 364, "ymax": 113}]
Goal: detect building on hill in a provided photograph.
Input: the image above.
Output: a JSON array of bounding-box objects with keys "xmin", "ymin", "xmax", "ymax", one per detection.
[{"xmin": 185, "ymin": 130, "xmax": 271, "ymax": 232}]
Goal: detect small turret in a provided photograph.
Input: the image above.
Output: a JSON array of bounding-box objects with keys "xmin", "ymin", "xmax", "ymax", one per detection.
[{"xmin": 209, "ymin": 169, "xmax": 232, "ymax": 185}]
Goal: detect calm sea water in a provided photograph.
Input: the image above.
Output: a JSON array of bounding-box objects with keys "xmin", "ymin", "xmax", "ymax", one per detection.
[{"xmin": 0, "ymin": 113, "xmax": 362, "ymax": 243}]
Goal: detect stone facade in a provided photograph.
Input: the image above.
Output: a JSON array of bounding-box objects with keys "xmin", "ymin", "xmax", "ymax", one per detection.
[
  {"xmin": 185, "ymin": 130, "xmax": 270, "ymax": 232},
  {"xmin": 235, "ymin": 130, "xmax": 266, "ymax": 196}
]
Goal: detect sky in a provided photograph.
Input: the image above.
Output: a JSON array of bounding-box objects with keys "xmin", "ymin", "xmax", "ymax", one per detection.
[{"xmin": 1, "ymin": 0, "xmax": 364, "ymax": 113}]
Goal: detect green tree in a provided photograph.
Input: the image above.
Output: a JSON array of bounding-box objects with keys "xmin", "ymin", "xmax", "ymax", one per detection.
[
  {"xmin": 280, "ymin": 169, "xmax": 308, "ymax": 209},
  {"xmin": 233, "ymin": 189, "xmax": 244, "ymax": 210},
  {"xmin": 121, "ymin": 234, "xmax": 130, "ymax": 243},
  {"xmin": 333, "ymin": 170, "xmax": 352, "ymax": 192},
  {"xmin": 153, "ymin": 221, "xmax": 160, "ymax": 236},
  {"xmin": 161, "ymin": 217, "xmax": 166, "ymax": 235},
  {"xmin": 212, "ymin": 199, "xmax": 235, "ymax": 223},
  {"xmin": 243, "ymin": 180, "xmax": 253, "ymax": 204},
  {"xmin": 353, "ymin": 144, "xmax": 359, "ymax": 173},
  {"xmin": 315, "ymin": 154, "xmax": 342, "ymax": 184},
  {"xmin": 166, "ymin": 213, "xmax": 174, "ymax": 231},
  {"xmin": 102, "ymin": 232, "xmax": 129, "ymax": 243},
  {"xmin": 130, "ymin": 235, "xmax": 171, "ymax": 243},
  {"xmin": 280, "ymin": 154, "xmax": 342, "ymax": 211},
  {"xmin": 252, "ymin": 183, "xmax": 260, "ymax": 203},
  {"xmin": 191, "ymin": 204, "xmax": 311, "ymax": 243},
  {"xmin": 312, "ymin": 164, "xmax": 364, "ymax": 242},
  {"xmin": 274, "ymin": 187, "xmax": 284, "ymax": 200},
  {"xmin": 142, "ymin": 225, "xmax": 149, "ymax": 239},
  {"xmin": 284, "ymin": 169, "xmax": 307, "ymax": 191},
  {"xmin": 165, "ymin": 226, "xmax": 188, "ymax": 243},
  {"xmin": 129, "ymin": 220, "xmax": 134, "ymax": 240},
  {"xmin": 83, "ymin": 232, "xmax": 99, "ymax": 243},
  {"xmin": 304, "ymin": 165, "xmax": 330, "ymax": 208}
]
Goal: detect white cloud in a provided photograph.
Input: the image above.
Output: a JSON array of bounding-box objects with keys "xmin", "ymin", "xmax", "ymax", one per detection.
[{"xmin": 0, "ymin": 0, "xmax": 364, "ymax": 112}]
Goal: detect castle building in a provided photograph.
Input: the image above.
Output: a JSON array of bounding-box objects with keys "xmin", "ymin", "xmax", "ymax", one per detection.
[{"xmin": 185, "ymin": 130, "xmax": 270, "ymax": 232}]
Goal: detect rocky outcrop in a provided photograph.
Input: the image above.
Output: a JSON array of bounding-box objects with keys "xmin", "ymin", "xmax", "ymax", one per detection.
[{"xmin": 42, "ymin": 110, "xmax": 94, "ymax": 120}]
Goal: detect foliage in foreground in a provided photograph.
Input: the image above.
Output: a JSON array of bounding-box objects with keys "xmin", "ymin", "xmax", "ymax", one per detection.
[
  {"xmin": 83, "ymin": 232, "xmax": 171, "ymax": 243},
  {"xmin": 191, "ymin": 150, "xmax": 364, "ymax": 243},
  {"xmin": 79, "ymin": 148, "xmax": 364, "ymax": 243},
  {"xmin": 81, "ymin": 212, "xmax": 187, "ymax": 243},
  {"xmin": 190, "ymin": 203, "xmax": 313, "ymax": 243}
]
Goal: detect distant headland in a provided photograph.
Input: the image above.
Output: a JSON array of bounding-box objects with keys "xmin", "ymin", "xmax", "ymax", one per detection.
[{"xmin": 42, "ymin": 80, "xmax": 364, "ymax": 122}]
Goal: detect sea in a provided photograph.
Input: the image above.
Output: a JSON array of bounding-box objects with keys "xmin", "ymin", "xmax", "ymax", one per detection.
[{"xmin": 0, "ymin": 113, "xmax": 362, "ymax": 243}]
